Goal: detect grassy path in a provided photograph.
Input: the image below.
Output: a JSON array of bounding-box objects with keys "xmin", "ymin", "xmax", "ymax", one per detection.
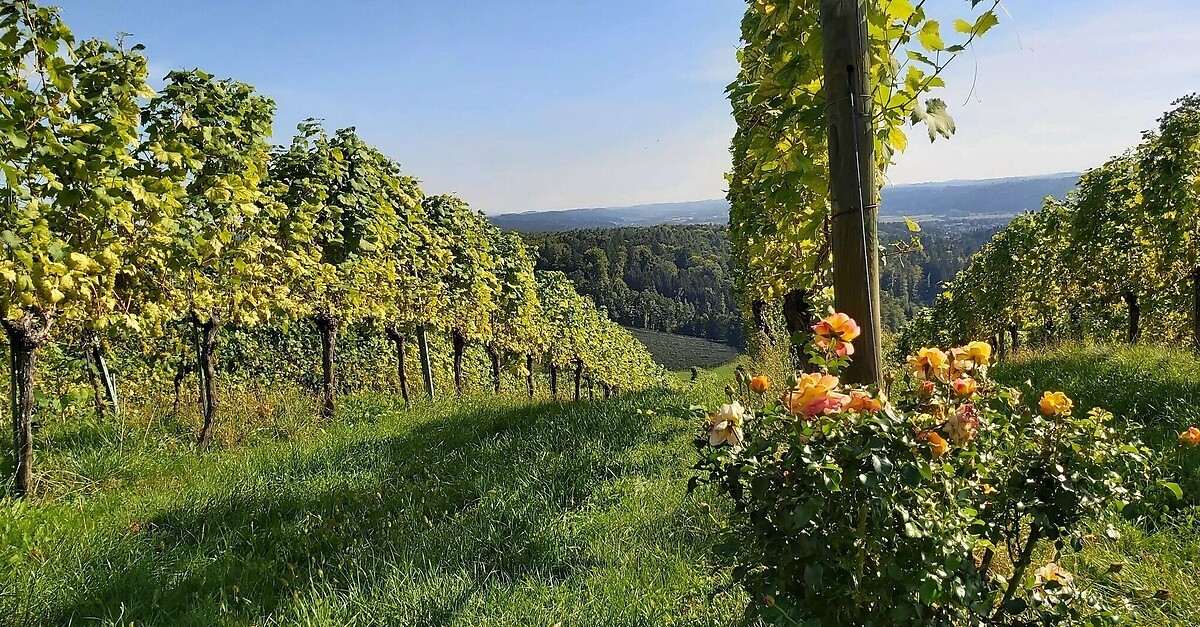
[{"xmin": 0, "ymin": 386, "xmax": 742, "ymax": 626}]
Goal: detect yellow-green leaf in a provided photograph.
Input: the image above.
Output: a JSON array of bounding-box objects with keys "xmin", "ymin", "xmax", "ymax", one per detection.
[{"xmin": 917, "ymin": 20, "xmax": 944, "ymax": 51}]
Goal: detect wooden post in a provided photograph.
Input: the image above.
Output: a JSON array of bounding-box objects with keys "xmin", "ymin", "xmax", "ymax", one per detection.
[
  {"xmin": 1193, "ymin": 266, "xmax": 1199, "ymax": 353},
  {"xmin": 820, "ymin": 0, "xmax": 883, "ymax": 385},
  {"xmin": 315, "ymin": 315, "xmax": 337, "ymax": 420},
  {"xmin": 416, "ymin": 325, "xmax": 435, "ymax": 400},
  {"xmin": 95, "ymin": 345, "xmax": 119, "ymax": 417}
]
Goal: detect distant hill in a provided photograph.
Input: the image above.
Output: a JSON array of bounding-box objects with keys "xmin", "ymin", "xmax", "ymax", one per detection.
[
  {"xmin": 489, "ymin": 173, "xmax": 1080, "ymax": 232},
  {"xmin": 880, "ymin": 172, "xmax": 1080, "ymax": 220},
  {"xmin": 625, "ymin": 327, "xmax": 739, "ymax": 370},
  {"xmin": 490, "ymin": 199, "xmax": 728, "ymax": 232}
]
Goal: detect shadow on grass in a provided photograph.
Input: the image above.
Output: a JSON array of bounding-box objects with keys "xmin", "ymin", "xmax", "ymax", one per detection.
[{"xmin": 41, "ymin": 390, "xmax": 691, "ymax": 625}]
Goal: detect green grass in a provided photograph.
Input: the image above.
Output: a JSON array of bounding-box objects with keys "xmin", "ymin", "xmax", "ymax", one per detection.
[
  {"xmin": 8, "ymin": 341, "xmax": 1197, "ymax": 625},
  {"xmin": 625, "ymin": 328, "xmax": 739, "ymax": 371},
  {"xmin": 0, "ymin": 385, "xmax": 743, "ymax": 626},
  {"xmin": 993, "ymin": 342, "xmax": 1200, "ymax": 626}
]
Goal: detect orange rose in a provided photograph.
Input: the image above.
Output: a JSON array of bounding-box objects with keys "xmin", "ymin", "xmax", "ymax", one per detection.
[
  {"xmin": 919, "ymin": 380, "xmax": 936, "ymax": 397},
  {"xmin": 846, "ymin": 389, "xmax": 883, "ymax": 413},
  {"xmin": 750, "ymin": 375, "xmax": 771, "ymax": 394},
  {"xmin": 908, "ymin": 348, "xmax": 949, "ymax": 381},
  {"xmin": 1038, "ymin": 391, "xmax": 1073, "ymax": 417},
  {"xmin": 920, "ymin": 431, "xmax": 950, "ymax": 458},
  {"xmin": 951, "ymin": 376, "xmax": 977, "ymax": 397},
  {"xmin": 781, "ymin": 372, "xmax": 850, "ymax": 418},
  {"xmin": 812, "ymin": 312, "xmax": 861, "ymax": 357},
  {"xmin": 1179, "ymin": 427, "xmax": 1200, "ymax": 447}
]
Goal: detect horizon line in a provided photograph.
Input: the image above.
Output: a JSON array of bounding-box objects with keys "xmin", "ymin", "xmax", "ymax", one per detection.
[{"xmin": 484, "ymin": 171, "xmax": 1082, "ymax": 216}]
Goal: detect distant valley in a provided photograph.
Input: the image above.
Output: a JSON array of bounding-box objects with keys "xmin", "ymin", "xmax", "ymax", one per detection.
[
  {"xmin": 508, "ymin": 173, "xmax": 1083, "ymax": 354},
  {"xmin": 489, "ymin": 172, "xmax": 1080, "ymax": 232}
]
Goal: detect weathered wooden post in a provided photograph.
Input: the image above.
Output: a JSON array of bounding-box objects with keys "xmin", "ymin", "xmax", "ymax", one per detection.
[
  {"xmin": 416, "ymin": 324, "xmax": 435, "ymax": 400},
  {"xmin": 820, "ymin": 0, "xmax": 884, "ymax": 384}
]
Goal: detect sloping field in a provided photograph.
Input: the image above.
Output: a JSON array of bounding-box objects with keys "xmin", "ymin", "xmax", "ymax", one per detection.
[
  {"xmin": 625, "ymin": 328, "xmax": 739, "ymax": 370},
  {"xmin": 0, "ymin": 387, "xmax": 742, "ymax": 626}
]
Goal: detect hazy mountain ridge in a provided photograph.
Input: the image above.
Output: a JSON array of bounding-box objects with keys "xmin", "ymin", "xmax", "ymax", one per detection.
[
  {"xmin": 489, "ymin": 173, "xmax": 1080, "ymax": 232},
  {"xmin": 490, "ymin": 200, "xmax": 729, "ymax": 232}
]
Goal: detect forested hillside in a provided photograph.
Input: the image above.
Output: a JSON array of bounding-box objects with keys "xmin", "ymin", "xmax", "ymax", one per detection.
[
  {"xmin": 878, "ymin": 220, "xmax": 1003, "ymax": 328},
  {"xmin": 522, "ymin": 221, "xmax": 1003, "ymax": 346},
  {"xmin": 522, "ymin": 226, "xmax": 743, "ymax": 345}
]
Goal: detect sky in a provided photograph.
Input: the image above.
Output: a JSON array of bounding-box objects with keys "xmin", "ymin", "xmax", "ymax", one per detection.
[{"xmin": 49, "ymin": 1, "xmax": 1200, "ymax": 214}]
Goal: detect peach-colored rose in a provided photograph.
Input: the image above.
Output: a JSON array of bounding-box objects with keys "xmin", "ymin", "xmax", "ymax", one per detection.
[
  {"xmin": 781, "ymin": 373, "xmax": 850, "ymax": 418},
  {"xmin": 812, "ymin": 312, "xmax": 861, "ymax": 357},
  {"xmin": 1034, "ymin": 562, "xmax": 1074, "ymax": 587},
  {"xmin": 846, "ymin": 389, "xmax": 883, "ymax": 413},
  {"xmin": 1179, "ymin": 426, "xmax": 1200, "ymax": 447},
  {"xmin": 951, "ymin": 376, "xmax": 977, "ymax": 398},
  {"xmin": 948, "ymin": 349, "xmax": 974, "ymax": 377},
  {"xmin": 919, "ymin": 380, "xmax": 936, "ymax": 397},
  {"xmin": 946, "ymin": 403, "xmax": 980, "ymax": 445}
]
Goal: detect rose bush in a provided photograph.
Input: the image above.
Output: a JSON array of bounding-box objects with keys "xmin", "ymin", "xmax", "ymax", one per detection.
[{"xmin": 691, "ymin": 313, "xmax": 1160, "ymax": 625}]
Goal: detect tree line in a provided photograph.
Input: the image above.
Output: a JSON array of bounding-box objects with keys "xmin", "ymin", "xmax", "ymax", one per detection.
[
  {"xmin": 899, "ymin": 95, "xmax": 1200, "ymax": 356},
  {"xmin": 519, "ymin": 221, "xmax": 1000, "ymax": 354},
  {"xmin": 520, "ymin": 225, "xmax": 744, "ymax": 346},
  {"xmin": 0, "ymin": 2, "xmax": 661, "ymax": 496}
]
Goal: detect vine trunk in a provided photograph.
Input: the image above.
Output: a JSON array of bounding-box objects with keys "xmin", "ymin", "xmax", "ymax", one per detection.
[
  {"xmin": 315, "ymin": 315, "xmax": 338, "ymax": 419},
  {"xmin": 452, "ymin": 330, "xmax": 466, "ymax": 395},
  {"xmin": 195, "ymin": 316, "xmax": 219, "ymax": 449}
]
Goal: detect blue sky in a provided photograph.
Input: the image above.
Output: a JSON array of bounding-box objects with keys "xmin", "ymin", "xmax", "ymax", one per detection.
[{"xmin": 52, "ymin": 1, "xmax": 1200, "ymax": 213}]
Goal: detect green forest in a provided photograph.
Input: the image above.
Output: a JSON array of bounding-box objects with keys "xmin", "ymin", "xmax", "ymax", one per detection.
[{"xmin": 523, "ymin": 220, "xmax": 1002, "ymax": 347}]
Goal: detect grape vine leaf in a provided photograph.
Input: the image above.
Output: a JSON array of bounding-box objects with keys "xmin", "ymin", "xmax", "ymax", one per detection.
[
  {"xmin": 917, "ymin": 20, "xmax": 945, "ymax": 51},
  {"xmin": 911, "ymin": 98, "xmax": 956, "ymax": 141}
]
